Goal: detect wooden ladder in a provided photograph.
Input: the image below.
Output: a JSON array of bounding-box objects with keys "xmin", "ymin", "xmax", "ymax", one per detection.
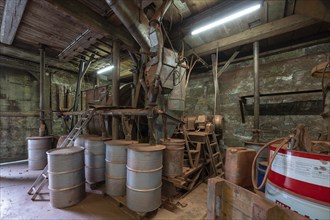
[
  {"xmin": 182, "ymin": 125, "xmax": 203, "ymax": 168},
  {"xmin": 206, "ymin": 132, "xmax": 224, "ymax": 177},
  {"xmin": 27, "ymin": 108, "xmax": 95, "ymax": 200}
]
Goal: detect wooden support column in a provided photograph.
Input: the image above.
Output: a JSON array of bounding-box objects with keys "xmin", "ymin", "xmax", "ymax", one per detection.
[
  {"xmin": 112, "ymin": 40, "xmax": 120, "ymax": 140},
  {"xmin": 211, "ymin": 53, "xmax": 219, "ymax": 115},
  {"xmin": 44, "ymin": 66, "xmax": 52, "ymax": 135},
  {"xmin": 39, "ymin": 45, "xmax": 46, "ymax": 136},
  {"xmin": 253, "ymin": 41, "xmax": 260, "ymax": 142},
  {"xmin": 0, "ymin": 0, "xmax": 28, "ymax": 45}
]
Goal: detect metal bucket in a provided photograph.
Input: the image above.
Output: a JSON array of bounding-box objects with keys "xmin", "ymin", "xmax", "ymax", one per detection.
[
  {"xmin": 84, "ymin": 137, "xmax": 108, "ymax": 183},
  {"xmin": 105, "ymin": 140, "xmax": 138, "ymax": 196},
  {"xmin": 160, "ymin": 138, "xmax": 185, "ymax": 177},
  {"xmin": 257, "ymin": 161, "xmax": 268, "ymax": 193},
  {"xmin": 47, "ymin": 146, "xmax": 85, "ymax": 208},
  {"xmin": 27, "ymin": 136, "xmax": 53, "ymax": 170},
  {"xmin": 126, "ymin": 144, "xmax": 165, "ymax": 212}
]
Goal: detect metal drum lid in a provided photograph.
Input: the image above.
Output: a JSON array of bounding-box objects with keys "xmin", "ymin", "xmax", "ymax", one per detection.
[
  {"xmin": 47, "ymin": 146, "xmax": 84, "ymax": 155},
  {"xmin": 128, "ymin": 144, "xmax": 165, "ymax": 152},
  {"xmin": 105, "ymin": 140, "xmax": 138, "ymax": 146},
  {"xmin": 26, "ymin": 136, "xmax": 53, "ymax": 140}
]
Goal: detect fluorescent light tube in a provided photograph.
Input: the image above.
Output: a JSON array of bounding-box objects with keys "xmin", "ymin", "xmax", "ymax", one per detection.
[
  {"xmin": 191, "ymin": 3, "xmax": 261, "ymax": 35},
  {"xmin": 97, "ymin": 65, "xmax": 114, "ymax": 74}
]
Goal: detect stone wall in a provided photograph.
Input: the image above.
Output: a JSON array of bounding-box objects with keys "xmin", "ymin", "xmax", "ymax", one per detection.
[
  {"xmin": 0, "ymin": 67, "xmax": 95, "ymax": 162},
  {"xmin": 185, "ymin": 42, "xmax": 330, "ymax": 146},
  {"xmin": 0, "ymin": 67, "xmax": 39, "ymax": 162},
  {"xmin": 51, "ymin": 71, "xmax": 94, "ymax": 136}
]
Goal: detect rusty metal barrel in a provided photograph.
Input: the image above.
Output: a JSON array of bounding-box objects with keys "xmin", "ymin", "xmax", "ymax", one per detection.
[
  {"xmin": 27, "ymin": 136, "xmax": 53, "ymax": 170},
  {"xmin": 84, "ymin": 137, "xmax": 108, "ymax": 184},
  {"xmin": 160, "ymin": 138, "xmax": 185, "ymax": 177},
  {"xmin": 47, "ymin": 146, "xmax": 85, "ymax": 208},
  {"xmin": 105, "ymin": 140, "xmax": 138, "ymax": 196},
  {"xmin": 126, "ymin": 144, "xmax": 165, "ymax": 212}
]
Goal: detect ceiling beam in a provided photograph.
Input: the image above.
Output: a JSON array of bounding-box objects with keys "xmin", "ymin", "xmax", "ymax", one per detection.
[
  {"xmin": 186, "ymin": 15, "xmax": 319, "ymax": 57},
  {"xmin": 0, "ymin": 55, "xmax": 38, "ymax": 73},
  {"xmin": 0, "ymin": 54, "xmax": 81, "ymax": 76},
  {"xmin": 0, "ymin": 0, "xmax": 28, "ymax": 45},
  {"xmin": 0, "ymin": 44, "xmax": 78, "ymax": 73},
  {"xmin": 46, "ymin": 0, "xmax": 138, "ymax": 51}
]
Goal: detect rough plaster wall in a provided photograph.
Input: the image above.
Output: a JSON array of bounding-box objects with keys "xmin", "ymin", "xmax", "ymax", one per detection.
[
  {"xmin": 185, "ymin": 43, "xmax": 330, "ymax": 146},
  {"xmin": 0, "ymin": 68, "xmax": 39, "ymax": 162}
]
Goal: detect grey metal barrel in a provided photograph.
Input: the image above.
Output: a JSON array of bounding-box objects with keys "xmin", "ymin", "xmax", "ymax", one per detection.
[
  {"xmin": 74, "ymin": 134, "xmax": 97, "ymax": 148},
  {"xmin": 160, "ymin": 138, "xmax": 185, "ymax": 177},
  {"xmin": 56, "ymin": 135, "xmax": 67, "ymax": 148},
  {"xmin": 126, "ymin": 144, "xmax": 165, "ymax": 212},
  {"xmin": 47, "ymin": 147, "xmax": 85, "ymax": 208},
  {"xmin": 84, "ymin": 137, "xmax": 109, "ymax": 183},
  {"xmin": 27, "ymin": 136, "xmax": 53, "ymax": 170},
  {"xmin": 105, "ymin": 140, "xmax": 138, "ymax": 196}
]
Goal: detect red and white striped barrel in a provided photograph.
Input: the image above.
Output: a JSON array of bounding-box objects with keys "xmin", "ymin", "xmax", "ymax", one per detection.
[{"xmin": 266, "ymin": 145, "xmax": 330, "ymax": 219}]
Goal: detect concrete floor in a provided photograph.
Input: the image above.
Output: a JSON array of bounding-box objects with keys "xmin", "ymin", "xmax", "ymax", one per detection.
[{"xmin": 0, "ymin": 162, "xmax": 208, "ymax": 219}]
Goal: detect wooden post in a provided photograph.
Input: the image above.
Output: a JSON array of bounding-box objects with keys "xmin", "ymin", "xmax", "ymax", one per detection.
[{"xmin": 112, "ymin": 40, "xmax": 120, "ymax": 140}]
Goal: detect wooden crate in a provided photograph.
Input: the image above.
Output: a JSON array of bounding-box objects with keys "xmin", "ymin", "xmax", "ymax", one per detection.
[{"xmin": 207, "ymin": 177, "xmax": 307, "ymax": 220}]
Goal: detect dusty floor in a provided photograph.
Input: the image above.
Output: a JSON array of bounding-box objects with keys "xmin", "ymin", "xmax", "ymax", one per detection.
[{"xmin": 0, "ymin": 161, "xmax": 208, "ymax": 219}]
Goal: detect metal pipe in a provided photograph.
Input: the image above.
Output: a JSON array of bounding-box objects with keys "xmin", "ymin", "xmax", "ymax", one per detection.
[
  {"xmin": 112, "ymin": 40, "xmax": 120, "ymax": 140},
  {"xmin": 147, "ymin": 22, "xmax": 163, "ymax": 105},
  {"xmin": 129, "ymin": 51, "xmax": 138, "ymax": 107},
  {"xmin": 39, "ymin": 45, "xmax": 46, "ymax": 136},
  {"xmin": 150, "ymin": 0, "xmax": 172, "ymax": 23},
  {"xmin": 253, "ymin": 41, "xmax": 260, "ymax": 132},
  {"xmin": 212, "ymin": 50, "xmax": 219, "ymax": 115},
  {"xmin": 106, "ymin": 0, "xmax": 150, "ymax": 52}
]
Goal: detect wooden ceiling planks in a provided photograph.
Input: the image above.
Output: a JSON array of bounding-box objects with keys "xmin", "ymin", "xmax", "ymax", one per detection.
[
  {"xmin": 77, "ymin": 0, "xmax": 122, "ymax": 26},
  {"xmin": 77, "ymin": 0, "xmax": 111, "ymax": 17},
  {"xmin": 14, "ymin": 0, "xmax": 91, "ymax": 56}
]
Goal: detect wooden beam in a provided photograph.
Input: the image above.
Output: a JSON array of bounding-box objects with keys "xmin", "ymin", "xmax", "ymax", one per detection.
[
  {"xmin": 0, "ymin": 112, "xmax": 39, "ymax": 117},
  {"xmin": 0, "ymin": 44, "xmax": 78, "ymax": 73},
  {"xmin": 0, "ymin": 55, "xmax": 39, "ymax": 72},
  {"xmin": 217, "ymin": 50, "xmax": 240, "ymax": 79},
  {"xmin": 46, "ymin": 0, "xmax": 138, "ymax": 51},
  {"xmin": 0, "ymin": 0, "xmax": 28, "ymax": 45},
  {"xmin": 0, "ymin": 55, "xmax": 77, "ymax": 75},
  {"xmin": 186, "ymin": 15, "xmax": 319, "ymax": 57}
]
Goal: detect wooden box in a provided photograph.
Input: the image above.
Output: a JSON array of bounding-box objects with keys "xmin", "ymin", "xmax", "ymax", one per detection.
[{"xmin": 207, "ymin": 177, "xmax": 307, "ymax": 220}]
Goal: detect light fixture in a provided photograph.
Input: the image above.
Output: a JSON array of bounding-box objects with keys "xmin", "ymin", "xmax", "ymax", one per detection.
[
  {"xmin": 191, "ymin": 3, "xmax": 261, "ymax": 35},
  {"xmin": 97, "ymin": 65, "xmax": 114, "ymax": 74}
]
